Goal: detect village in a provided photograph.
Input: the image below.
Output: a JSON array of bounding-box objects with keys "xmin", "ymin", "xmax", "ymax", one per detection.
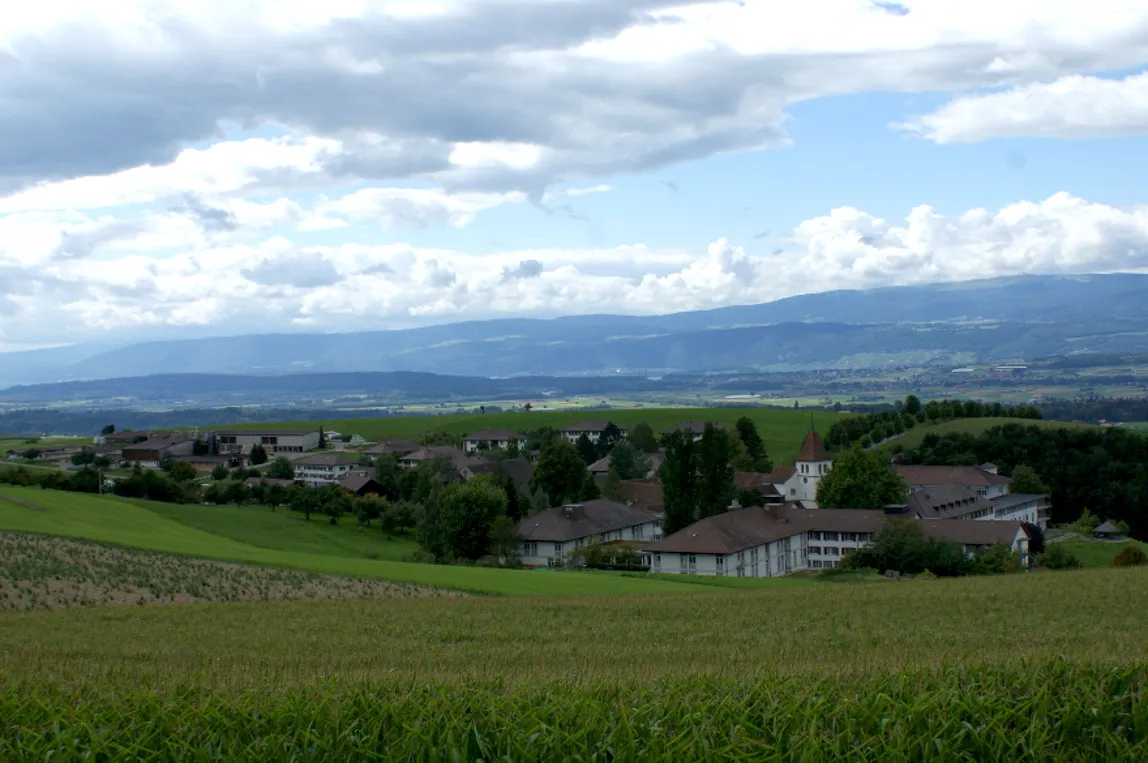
[{"xmin": 6, "ymin": 414, "xmax": 1081, "ymax": 579}]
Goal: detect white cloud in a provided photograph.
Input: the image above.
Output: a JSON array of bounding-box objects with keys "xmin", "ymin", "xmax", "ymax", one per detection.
[
  {"xmin": 897, "ymin": 71, "xmax": 1148, "ymax": 143},
  {"xmin": 3, "ymin": 192, "xmax": 1148, "ymax": 346}
]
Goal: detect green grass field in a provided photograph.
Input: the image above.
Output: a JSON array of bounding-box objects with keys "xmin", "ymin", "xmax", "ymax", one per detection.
[
  {"xmin": 885, "ymin": 417, "xmax": 1097, "ymax": 452},
  {"xmin": 1, "ymin": 567, "xmax": 1145, "ymax": 759},
  {"xmin": 134, "ymin": 499, "xmax": 421, "ymax": 562},
  {"xmin": 1057, "ymin": 538, "xmax": 1148, "ymax": 568},
  {"xmin": 0, "ymin": 488, "xmax": 697, "ymax": 596},
  {"xmin": 215, "ymin": 407, "xmax": 843, "ymax": 463}
]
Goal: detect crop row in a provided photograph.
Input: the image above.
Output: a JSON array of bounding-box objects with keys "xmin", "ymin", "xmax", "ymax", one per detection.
[
  {"xmin": 0, "ymin": 532, "xmax": 461, "ymax": 611},
  {"xmin": 1, "ymin": 661, "xmax": 1144, "ymax": 761}
]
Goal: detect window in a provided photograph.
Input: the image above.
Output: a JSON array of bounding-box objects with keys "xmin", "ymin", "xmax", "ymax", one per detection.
[
  {"xmin": 524, "ymin": 542, "xmax": 536, "ymax": 556},
  {"xmin": 809, "ymin": 531, "xmax": 822, "ymax": 541},
  {"xmin": 841, "ymin": 532, "xmax": 856, "ymax": 542},
  {"xmin": 553, "ymin": 543, "xmax": 563, "ymax": 556},
  {"xmin": 790, "ymin": 488, "xmax": 797, "ymax": 495},
  {"xmin": 827, "ymin": 547, "xmax": 840, "ymax": 556},
  {"xmin": 823, "ymin": 532, "xmax": 839, "ymax": 541},
  {"xmin": 653, "ymin": 554, "xmax": 661, "ymax": 570},
  {"xmin": 808, "ymin": 546, "xmax": 821, "ymax": 555},
  {"xmin": 716, "ymin": 557, "xmax": 725, "ymax": 576},
  {"xmin": 811, "ymin": 560, "xmax": 823, "ymax": 569}
]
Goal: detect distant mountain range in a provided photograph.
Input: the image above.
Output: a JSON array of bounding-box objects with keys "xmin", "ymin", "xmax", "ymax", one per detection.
[{"xmin": 3, "ymin": 274, "xmax": 1148, "ymax": 387}]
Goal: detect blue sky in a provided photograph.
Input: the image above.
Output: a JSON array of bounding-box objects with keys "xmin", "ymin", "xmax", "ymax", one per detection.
[{"xmin": 2, "ymin": 0, "xmax": 1148, "ymax": 350}]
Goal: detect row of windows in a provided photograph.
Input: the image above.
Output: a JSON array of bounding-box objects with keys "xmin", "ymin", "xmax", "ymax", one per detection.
[{"xmin": 807, "ymin": 531, "xmax": 872, "ymax": 542}]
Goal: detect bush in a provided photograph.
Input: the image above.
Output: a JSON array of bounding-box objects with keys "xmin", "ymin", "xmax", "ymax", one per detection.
[
  {"xmin": 972, "ymin": 543, "xmax": 1025, "ymax": 575},
  {"xmin": 1111, "ymin": 545, "xmax": 1147, "ymax": 568},
  {"xmin": 1037, "ymin": 544, "xmax": 1081, "ymax": 570}
]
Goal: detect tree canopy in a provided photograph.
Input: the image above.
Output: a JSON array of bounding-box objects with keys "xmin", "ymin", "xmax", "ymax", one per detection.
[
  {"xmin": 815, "ymin": 446, "xmax": 907, "ymax": 509},
  {"xmin": 531, "ymin": 440, "xmax": 589, "ymax": 506}
]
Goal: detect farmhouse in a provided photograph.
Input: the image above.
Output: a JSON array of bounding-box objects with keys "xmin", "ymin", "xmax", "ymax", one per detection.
[
  {"xmin": 461, "ymin": 429, "xmax": 525, "ymax": 454},
  {"xmin": 642, "ymin": 504, "xmax": 1030, "ymax": 577},
  {"xmin": 560, "ymin": 420, "xmax": 629, "ymax": 444},
  {"xmin": 122, "ymin": 437, "xmax": 195, "ymax": 467},
  {"xmin": 215, "ymin": 430, "xmax": 319, "ymax": 456},
  {"xmin": 294, "ymin": 453, "xmax": 367, "ymax": 488},
  {"xmin": 518, "ymin": 499, "xmax": 663, "ymax": 567}
]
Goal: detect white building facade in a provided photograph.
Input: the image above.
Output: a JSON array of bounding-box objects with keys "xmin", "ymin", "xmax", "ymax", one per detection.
[
  {"xmin": 294, "ymin": 454, "xmax": 367, "ymax": 488},
  {"xmin": 518, "ymin": 499, "xmax": 662, "ymax": 567}
]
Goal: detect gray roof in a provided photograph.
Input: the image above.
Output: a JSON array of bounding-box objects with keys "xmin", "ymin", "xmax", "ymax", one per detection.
[
  {"xmin": 671, "ymin": 421, "xmax": 728, "ymax": 435},
  {"xmin": 644, "ymin": 504, "xmax": 1025, "ymax": 555},
  {"xmin": 518, "ymin": 499, "xmax": 660, "ymax": 543},
  {"xmin": 989, "ymin": 493, "xmax": 1047, "ymax": 509},
  {"xmin": 462, "ymin": 429, "xmax": 523, "ymax": 442},
  {"xmin": 295, "ymin": 453, "xmax": 360, "ymax": 467},
  {"xmin": 221, "ymin": 429, "xmax": 317, "ymax": 436},
  {"xmin": 896, "ymin": 465, "xmax": 1011, "ymax": 488},
  {"xmin": 463, "ymin": 457, "xmax": 534, "ymax": 494},
  {"xmin": 1094, "ymin": 521, "xmax": 1122, "ymax": 534},
  {"xmin": 587, "ymin": 451, "xmax": 663, "ymax": 475},
  {"xmin": 362, "ymin": 439, "xmax": 421, "ymax": 455},
  {"xmin": 339, "ymin": 473, "xmax": 380, "ymax": 493},
  {"xmin": 907, "ymin": 484, "xmax": 992, "ymax": 520}
]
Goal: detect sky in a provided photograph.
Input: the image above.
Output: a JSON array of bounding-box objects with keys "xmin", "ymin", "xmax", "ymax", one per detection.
[{"xmin": 3, "ymin": 0, "xmax": 1148, "ymax": 351}]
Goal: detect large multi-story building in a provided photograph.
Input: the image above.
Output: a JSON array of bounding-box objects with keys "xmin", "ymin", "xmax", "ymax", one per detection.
[
  {"xmin": 461, "ymin": 429, "xmax": 526, "ymax": 454},
  {"xmin": 642, "ymin": 504, "xmax": 1031, "ymax": 578},
  {"xmin": 518, "ymin": 499, "xmax": 663, "ymax": 568},
  {"xmin": 215, "ymin": 430, "xmax": 320, "ymax": 456},
  {"xmin": 560, "ymin": 420, "xmax": 629, "ymax": 445}
]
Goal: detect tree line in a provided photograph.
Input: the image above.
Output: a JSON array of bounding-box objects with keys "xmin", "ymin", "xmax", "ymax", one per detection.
[
  {"xmin": 899, "ymin": 422, "xmax": 1148, "ymax": 538},
  {"xmin": 826, "ymin": 395, "xmax": 1042, "ymax": 450}
]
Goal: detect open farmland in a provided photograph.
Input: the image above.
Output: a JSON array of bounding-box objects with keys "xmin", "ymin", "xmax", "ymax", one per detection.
[
  {"xmin": 0, "ymin": 532, "xmax": 455, "ymax": 612},
  {"xmin": 1, "ymin": 567, "xmax": 1145, "ymax": 760},
  {"xmin": 0, "ymin": 488, "xmax": 710, "ymax": 596},
  {"xmin": 214, "ymin": 407, "xmax": 843, "ymax": 463}
]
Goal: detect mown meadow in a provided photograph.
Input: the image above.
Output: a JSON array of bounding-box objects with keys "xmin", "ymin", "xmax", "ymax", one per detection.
[{"xmin": 1, "ymin": 567, "xmax": 1146, "ymax": 760}]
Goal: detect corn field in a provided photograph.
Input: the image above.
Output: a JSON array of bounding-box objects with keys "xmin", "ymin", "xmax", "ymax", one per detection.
[
  {"xmin": 1, "ymin": 662, "xmax": 1144, "ymax": 761},
  {"xmin": 0, "ymin": 532, "xmax": 459, "ymax": 611}
]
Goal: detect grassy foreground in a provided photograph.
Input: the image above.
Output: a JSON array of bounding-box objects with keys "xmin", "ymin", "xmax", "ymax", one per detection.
[
  {"xmin": 0, "ymin": 488, "xmax": 691, "ymax": 596},
  {"xmin": 2, "ymin": 568, "xmax": 1146, "ymax": 760},
  {"xmin": 1059, "ymin": 538, "xmax": 1148, "ymax": 568}
]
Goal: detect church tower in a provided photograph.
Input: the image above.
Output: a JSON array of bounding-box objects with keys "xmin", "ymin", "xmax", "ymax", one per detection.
[{"xmin": 793, "ymin": 427, "xmax": 833, "ymax": 506}]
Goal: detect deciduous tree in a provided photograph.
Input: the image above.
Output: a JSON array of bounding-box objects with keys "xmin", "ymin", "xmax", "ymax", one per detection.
[
  {"xmin": 627, "ymin": 421, "xmax": 659, "ymax": 453},
  {"xmin": 816, "ymin": 445, "xmax": 907, "ymax": 510},
  {"xmin": 531, "ymin": 440, "xmax": 590, "ymax": 505}
]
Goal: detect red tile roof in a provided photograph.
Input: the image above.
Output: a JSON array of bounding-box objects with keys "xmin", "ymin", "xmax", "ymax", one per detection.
[{"xmin": 796, "ymin": 430, "xmax": 833, "ymax": 462}]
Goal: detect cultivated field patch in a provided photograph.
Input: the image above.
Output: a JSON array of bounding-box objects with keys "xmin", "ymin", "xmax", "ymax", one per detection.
[{"xmin": 0, "ymin": 533, "xmax": 461, "ymax": 612}]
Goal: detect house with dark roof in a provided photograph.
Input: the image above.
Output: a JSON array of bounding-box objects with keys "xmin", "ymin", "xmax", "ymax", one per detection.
[
  {"xmin": 460, "ymin": 457, "xmax": 534, "ymax": 496},
  {"xmin": 619, "ymin": 477, "xmax": 665, "ymax": 512},
  {"xmin": 398, "ymin": 445, "xmax": 479, "ymax": 471},
  {"xmin": 461, "ymin": 429, "xmax": 525, "ymax": 454},
  {"xmin": 362, "ymin": 439, "xmax": 421, "ymax": 457},
  {"xmin": 517, "ymin": 499, "xmax": 662, "ymax": 567},
  {"xmin": 560, "ymin": 420, "xmax": 629, "ymax": 444},
  {"xmin": 122, "ymin": 437, "xmax": 196, "ymax": 467},
  {"xmin": 905, "ymin": 484, "xmax": 994, "ymax": 520},
  {"xmin": 1093, "ymin": 521, "xmax": 1124, "ymax": 539},
  {"xmin": 642, "ymin": 504, "xmax": 1029, "ymax": 577},
  {"xmin": 338, "ymin": 473, "xmax": 384, "ymax": 496},
  {"xmin": 588, "ymin": 450, "xmax": 663, "ymax": 481}
]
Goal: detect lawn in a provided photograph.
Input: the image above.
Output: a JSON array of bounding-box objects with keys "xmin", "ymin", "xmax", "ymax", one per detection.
[
  {"xmin": 1056, "ymin": 538, "xmax": 1148, "ymax": 568},
  {"xmin": 0, "ymin": 566, "xmax": 1144, "ymax": 759},
  {"xmin": 0, "ymin": 488, "xmax": 696, "ymax": 596},
  {"xmin": 134, "ymin": 499, "xmax": 420, "ymax": 562},
  {"xmin": 213, "ymin": 407, "xmax": 843, "ymax": 463},
  {"xmin": 884, "ymin": 417, "xmax": 1098, "ymax": 452}
]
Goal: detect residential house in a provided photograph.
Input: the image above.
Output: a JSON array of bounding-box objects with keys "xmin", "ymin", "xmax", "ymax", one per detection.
[
  {"xmin": 518, "ymin": 499, "xmax": 663, "ymax": 567},
  {"xmin": 461, "ymin": 429, "xmax": 525, "ymax": 454},
  {"xmin": 215, "ymin": 430, "xmax": 320, "ymax": 456},
  {"xmin": 398, "ymin": 445, "xmax": 477, "ymax": 471},
  {"xmin": 588, "ymin": 450, "xmax": 663, "ymax": 482},
  {"xmin": 619, "ymin": 477, "xmax": 665, "ymax": 512},
  {"xmin": 642, "ymin": 504, "xmax": 1030, "ymax": 577},
  {"xmin": 460, "ymin": 457, "xmax": 534, "ymax": 496},
  {"xmin": 732, "ymin": 471, "xmax": 784, "ymax": 505},
  {"xmin": 560, "ymin": 420, "xmax": 629, "ymax": 445},
  {"xmin": 363, "ymin": 439, "xmax": 421, "ymax": 457},
  {"xmin": 339, "ymin": 473, "xmax": 384, "ymax": 496},
  {"xmin": 294, "ymin": 453, "xmax": 368, "ymax": 488},
  {"xmin": 668, "ymin": 421, "xmax": 728, "ymax": 442}
]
